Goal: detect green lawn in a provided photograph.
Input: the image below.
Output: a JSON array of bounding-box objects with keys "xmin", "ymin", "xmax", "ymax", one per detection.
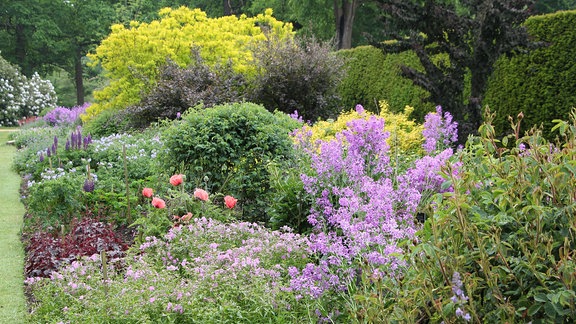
[{"xmin": 0, "ymin": 129, "xmax": 26, "ymax": 323}]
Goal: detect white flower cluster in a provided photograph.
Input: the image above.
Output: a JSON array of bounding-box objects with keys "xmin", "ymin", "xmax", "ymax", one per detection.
[
  {"xmin": 22, "ymin": 72, "xmax": 57, "ymax": 117},
  {"xmin": 0, "ymin": 61, "xmax": 57, "ymax": 126},
  {"xmin": 0, "ymin": 77, "xmax": 26, "ymax": 126}
]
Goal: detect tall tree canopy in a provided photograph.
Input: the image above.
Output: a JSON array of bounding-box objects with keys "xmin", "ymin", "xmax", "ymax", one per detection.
[
  {"xmin": 375, "ymin": 0, "xmax": 535, "ymax": 141},
  {"xmin": 534, "ymin": 0, "xmax": 576, "ymax": 13},
  {"xmin": 0, "ymin": 0, "xmax": 116, "ymax": 105}
]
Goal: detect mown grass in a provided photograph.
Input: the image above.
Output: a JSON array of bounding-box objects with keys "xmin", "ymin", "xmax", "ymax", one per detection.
[{"xmin": 0, "ymin": 129, "xmax": 26, "ymax": 323}]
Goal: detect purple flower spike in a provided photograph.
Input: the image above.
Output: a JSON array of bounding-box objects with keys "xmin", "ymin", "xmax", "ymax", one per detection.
[
  {"xmin": 65, "ymin": 140, "xmax": 70, "ymax": 151},
  {"xmin": 46, "ymin": 148, "xmax": 51, "ymax": 157},
  {"xmin": 83, "ymin": 179, "xmax": 95, "ymax": 192},
  {"xmin": 39, "ymin": 153, "xmax": 44, "ymax": 162}
]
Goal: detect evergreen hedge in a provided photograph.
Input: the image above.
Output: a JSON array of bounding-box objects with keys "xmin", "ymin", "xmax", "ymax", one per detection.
[
  {"xmin": 483, "ymin": 10, "xmax": 576, "ymax": 138},
  {"xmin": 336, "ymin": 45, "xmax": 434, "ymax": 121}
]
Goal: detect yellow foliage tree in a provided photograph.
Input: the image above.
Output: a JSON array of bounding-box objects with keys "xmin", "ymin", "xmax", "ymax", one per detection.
[
  {"xmin": 305, "ymin": 101, "xmax": 424, "ymax": 154},
  {"xmin": 84, "ymin": 7, "xmax": 293, "ymax": 121}
]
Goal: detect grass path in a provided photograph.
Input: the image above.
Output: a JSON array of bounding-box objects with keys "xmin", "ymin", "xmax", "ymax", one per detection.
[{"xmin": 0, "ymin": 129, "xmax": 26, "ymax": 323}]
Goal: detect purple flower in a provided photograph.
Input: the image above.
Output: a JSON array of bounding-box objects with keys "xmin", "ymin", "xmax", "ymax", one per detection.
[
  {"xmin": 450, "ymin": 272, "xmax": 471, "ymax": 321},
  {"xmin": 43, "ymin": 103, "xmax": 90, "ymax": 126},
  {"xmin": 422, "ymin": 106, "xmax": 458, "ymax": 153},
  {"xmin": 83, "ymin": 179, "xmax": 95, "ymax": 192},
  {"xmin": 289, "ymin": 110, "xmax": 304, "ymax": 123},
  {"xmin": 289, "ymin": 108, "xmax": 460, "ymax": 300}
]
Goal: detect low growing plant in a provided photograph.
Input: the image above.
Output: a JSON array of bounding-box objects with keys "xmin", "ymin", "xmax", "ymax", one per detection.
[
  {"xmin": 25, "ymin": 217, "xmax": 128, "ymax": 278},
  {"xmin": 26, "ymin": 218, "xmax": 313, "ymax": 323}
]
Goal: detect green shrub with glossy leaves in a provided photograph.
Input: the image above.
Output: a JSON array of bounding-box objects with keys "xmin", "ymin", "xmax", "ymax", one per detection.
[{"xmin": 160, "ymin": 102, "xmax": 301, "ymax": 223}]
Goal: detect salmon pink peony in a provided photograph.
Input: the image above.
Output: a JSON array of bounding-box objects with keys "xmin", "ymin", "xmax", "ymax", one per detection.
[
  {"xmin": 170, "ymin": 174, "xmax": 184, "ymax": 186},
  {"xmin": 142, "ymin": 187, "xmax": 154, "ymax": 198},
  {"xmin": 151, "ymin": 197, "xmax": 166, "ymax": 209},
  {"xmin": 224, "ymin": 195, "xmax": 237, "ymax": 209},
  {"xmin": 193, "ymin": 188, "xmax": 209, "ymax": 201}
]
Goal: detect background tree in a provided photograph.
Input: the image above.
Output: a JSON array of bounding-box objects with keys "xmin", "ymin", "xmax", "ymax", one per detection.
[
  {"xmin": 0, "ymin": 0, "xmax": 116, "ymax": 105},
  {"xmin": 52, "ymin": 0, "xmax": 116, "ymax": 105},
  {"xmin": 374, "ymin": 0, "xmax": 535, "ymax": 141},
  {"xmin": 0, "ymin": 0, "xmax": 58, "ymax": 76},
  {"xmin": 534, "ymin": 0, "xmax": 576, "ymax": 13}
]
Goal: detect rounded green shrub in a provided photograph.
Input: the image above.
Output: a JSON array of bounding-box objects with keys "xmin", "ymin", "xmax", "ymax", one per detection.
[
  {"xmin": 160, "ymin": 102, "xmax": 300, "ymax": 223},
  {"xmin": 337, "ymin": 45, "xmax": 434, "ymax": 121},
  {"xmin": 484, "ymin": 10, "xmax": 576, "ymax": 139}
]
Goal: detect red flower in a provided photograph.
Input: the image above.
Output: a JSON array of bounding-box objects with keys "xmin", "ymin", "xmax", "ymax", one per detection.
[
  {"xmin": 193, "ymin": 188, "xmax": 209, "ymax": 201},
  {"xmin": 151, "ymin": 197, "xmax": 166, "ymax": 209},
  {"xmin": 142, "ymin": 187, "xmax": 154, "ymax": 198},
  {"xmin": 170, "ymin": 174, "xmax": 184, "ymax": 186},
  {"xmin": 224, "ymin": 195, "xmax": 237, "ymax": 209}
]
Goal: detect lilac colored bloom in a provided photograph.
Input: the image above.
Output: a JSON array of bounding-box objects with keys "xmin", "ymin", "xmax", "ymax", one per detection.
[
  {"xmin": 289, "ymin": 110, "xmax": 304, "ymax": 123},
  {"xmin": 423, "ymin": 106, "xmax": 458, "ymax": 153},
  {"xmin": 450, "ymin": 272, "xmax": 471, "ymax": 321},
  {"xmin": 289, "ymin": 109, "xmax": 459, "ymax": 300},
  {"xmin": 44, "ymin": 103, "xmax": 90, "ymax": 126}
]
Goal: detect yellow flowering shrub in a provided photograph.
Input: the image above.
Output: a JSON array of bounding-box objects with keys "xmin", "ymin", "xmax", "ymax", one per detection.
[
  {"xmin": 306, "ymin": 101, "xmax": 423, "ymax": 154},
  {"xmin": 83, "ymin": 7, "xmax": 293, "ymax": 121}
]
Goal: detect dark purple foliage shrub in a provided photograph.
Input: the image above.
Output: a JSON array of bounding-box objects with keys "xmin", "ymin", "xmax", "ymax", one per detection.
[
  {"xmin": 249, "ymin": 36, "xmax": 345, "ymax": 121},
  {"xmin": 25, "ymin": 232, "xmax": 63, "ymax": 278},
  {"xmin": 124, "ymin": 51, "xmax": 248, "ymax": 129},
  {"xmin": 25, "ymin": 218, "xmax": 128, "ymax": 277}
]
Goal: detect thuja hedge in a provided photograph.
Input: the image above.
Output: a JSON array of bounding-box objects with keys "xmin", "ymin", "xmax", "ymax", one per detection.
[
  {"xmin": 484, "ymin": 10, "xmax": 576, "ymax": 139},
  {"xmin": 336, "ymin": 45, "xmax": 434, "ymax": 121}
]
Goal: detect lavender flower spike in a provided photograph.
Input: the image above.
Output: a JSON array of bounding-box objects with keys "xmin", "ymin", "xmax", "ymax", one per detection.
[{"xmin": 450, "ymin": 271, "xmax": 471, "ymax": 322}]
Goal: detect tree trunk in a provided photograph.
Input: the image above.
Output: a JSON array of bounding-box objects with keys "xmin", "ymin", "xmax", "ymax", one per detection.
[
  {"xmin": 15, "ymin": 24, "xmax": 29, "ymax": 76},
  {"xmin": 223, "ymin": 0, "xmax": 232, "ymax": 16},
  {"xmin": 334, "ymin": 0, "xmax": 358, "ymax": 49},
  {"xmin": 74, "ymin": 47, "xmax": 84, "ymax": 105}
]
